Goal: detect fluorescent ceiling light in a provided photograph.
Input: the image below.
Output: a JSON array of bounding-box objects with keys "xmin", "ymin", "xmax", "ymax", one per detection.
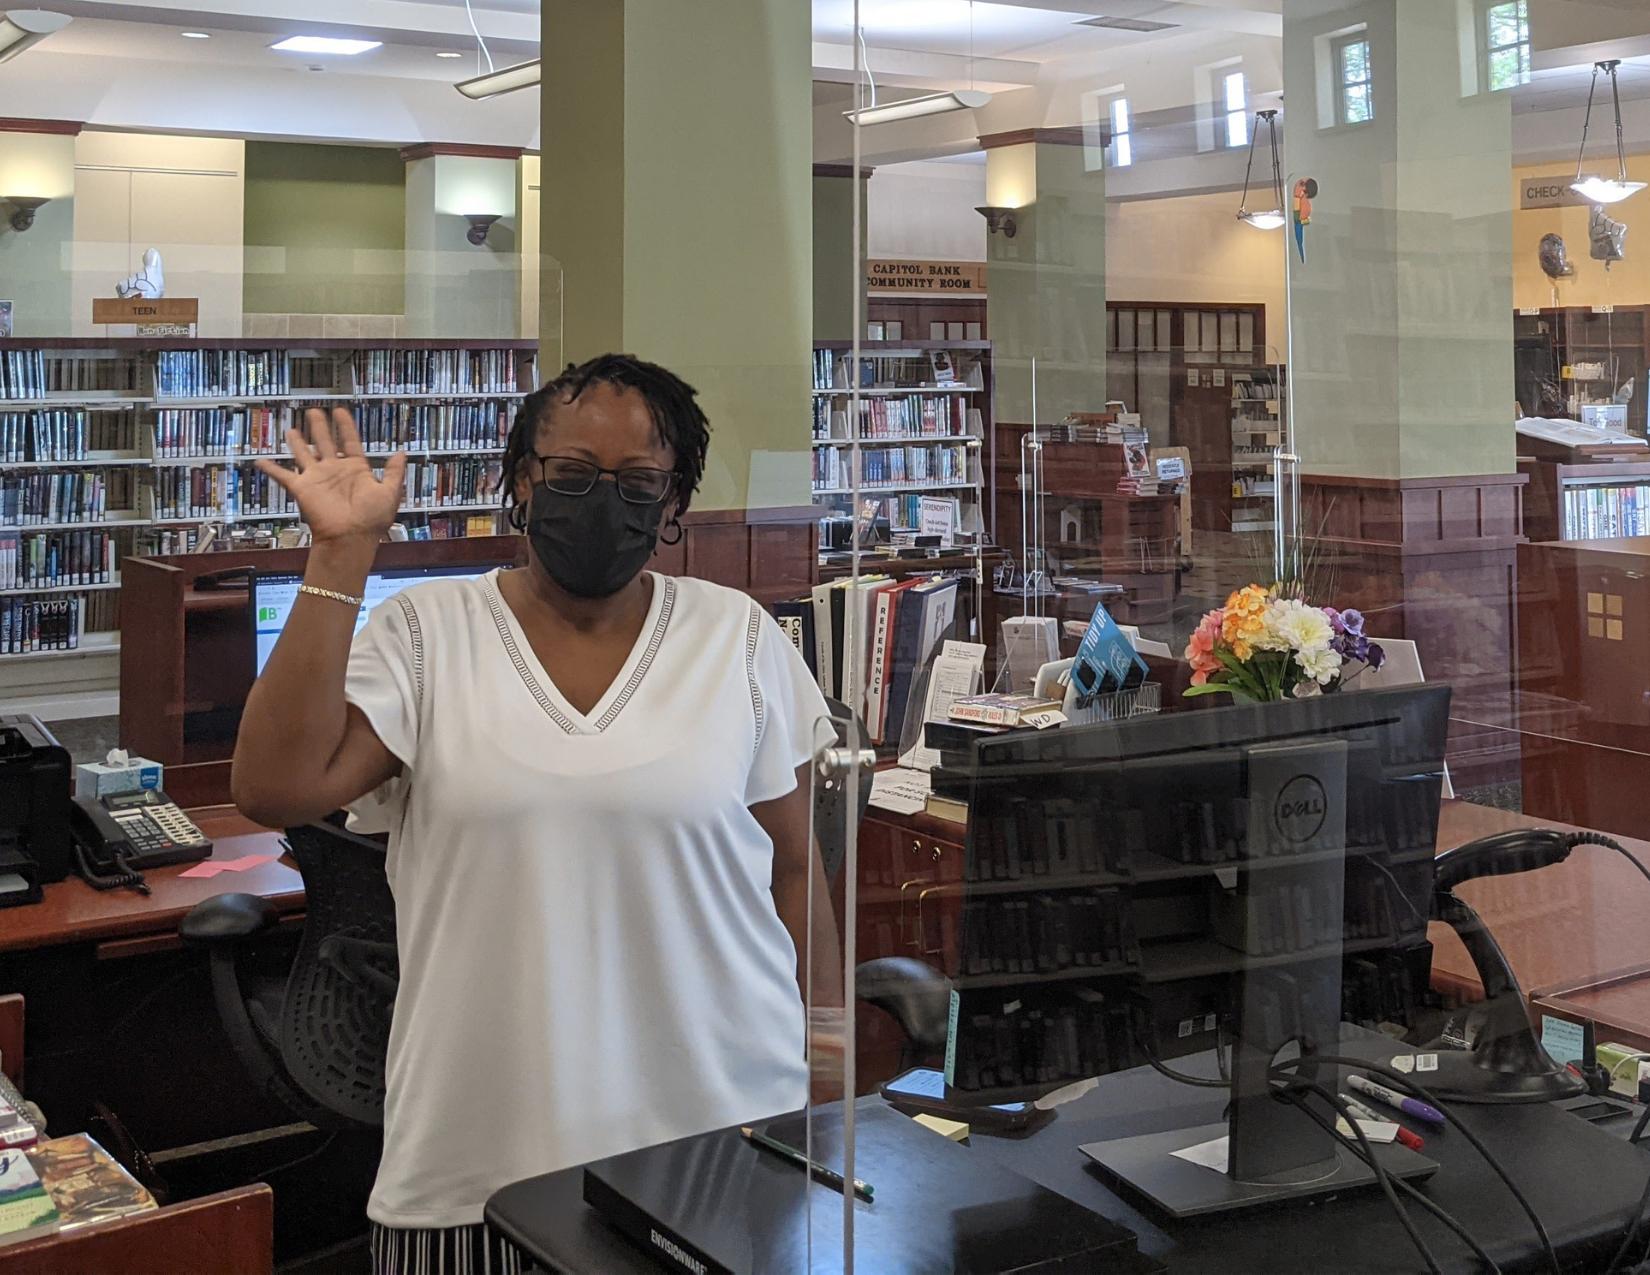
[
  {"xmin": 181, "ymin": 30, "xmax": 209, "ymax": 38},
  {"xmin": 1571, "ymin": 176, "xmax": 1647, "ymax": 205},
  {"xmin": 270, "ymin": 35, "xmax": 380, "ymax": 55},
  {"xmin": 0, "ymin": 10, "xmax": 70, "ymax": 64},
  {"xmin": 1076, "ymin": 15, "xmax": 1179, "ymax": 32},
  {"xmin": 844, "ymin": 89, "xmax": 991, "ymax": 126},
  {"xmin": 1238, "ymin": 210, "xmax": 1286, "ymax": 230},
  {"xmin": 455, "ymin": 57, "xmax": 539, "ymax": 99},
  {"xmin": 436, "ymin": 50, "xmax": 461, "ymax": 58}
]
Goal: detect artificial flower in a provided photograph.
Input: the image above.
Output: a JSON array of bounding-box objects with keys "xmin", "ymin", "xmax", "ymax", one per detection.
[{"xmin": 1184, "ymin": 609, "xmax": 1225, "ymax": 686}]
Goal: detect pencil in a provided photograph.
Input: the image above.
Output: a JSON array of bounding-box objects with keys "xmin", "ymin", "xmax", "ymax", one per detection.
[{"xmin": 740, "ymin": 1127, "xmax": 874, "ymax": 1202}]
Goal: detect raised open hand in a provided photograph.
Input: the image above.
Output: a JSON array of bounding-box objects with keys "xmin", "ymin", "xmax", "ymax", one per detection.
[{"xmin": 254, "ymin": 408, "xmax": 407, "ymax": 545}]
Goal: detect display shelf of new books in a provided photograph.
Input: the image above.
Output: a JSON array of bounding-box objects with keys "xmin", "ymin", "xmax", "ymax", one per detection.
[
  {"xmin": 1229, "ymin": 368, "xmax": 1283, "ymax": 535},
  {"xmin": 0, "ymin": 338, "xmax": 536, "ymax": 660}
]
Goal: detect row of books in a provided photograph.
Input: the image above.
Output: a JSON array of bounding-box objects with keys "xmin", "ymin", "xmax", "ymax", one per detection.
[
  {"xmin": 0, "ymin": 530, "xmax": 117, "ymax": 589},
  {"xmin": 812, "ymin": 349, "xmax": 973, "ymax": 391},
  {"xmin": 0, "ymin": 411, "xmax": 96, "ymax": 462},
  {"xmin": 0, "ymin": 596, "xmax": 83, "ymax": 652},
  {"xmin": 351, "ymin": 348, "xmax": 521, "ymax": 395},
  {"xmin": 151, "ymin": 401, "xmax": 514, "ymax": 458},
  {"xmin": 0, "ymin": 472, "xmax": 109, "ymax": 526},
  {"xmin": 811, "ymin": 396, "xmax": 974, "ymax": 440},
  {"xmin": 402, "ymin": 457, "xmax": 502, "ymax": 508},
  {"xmin": 947, "ymin": 989, "xmax": 1135, "ymax": 1093},
  {"xmin": 854, "ymin": 492, "xmax": 962, "ymax": 533},
  {"xmin": 1563, "ymin": 483, "xmax": 1650, "ymax": 539},
  {"xmin": 772, "ymin": 575, "xmax": 959, "ymax": 746},
  {"xmin": 152, "ymin": 466, "xmax": 296, "ymax": 520},
  {"xmin": 350, "ymin": 401, "xmax": 512, "ymax": 452},
  {"xmin": 400, "ymin": 512, "xmax": 502, "ymax": 539},
  {"xmin": 812, "ymin": 444, "xmax": 971, "ymax": 491},
  {"xmin": 958, "ymin": 889, "xmax": 1139, "ymax": 979},
  {"xmin": 967, "ymin": 798, "xmax": 1126, "ymax": 884},
  {"xmin": 155, "ymin": 350, "xmax": 290, "ymax": 399},
  {"xmin": 0, "ymin": 351, "xmax": 46, "ymax": 401}
]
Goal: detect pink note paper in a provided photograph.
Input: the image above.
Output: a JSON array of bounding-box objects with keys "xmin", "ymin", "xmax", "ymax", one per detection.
[{"xmin": 178, "ymin": 854, "xmax": 277, "ymax": 879}]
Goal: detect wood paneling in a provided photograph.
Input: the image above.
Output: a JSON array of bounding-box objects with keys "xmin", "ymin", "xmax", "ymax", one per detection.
[{"xmin": 1301, "ymin": 472, "xmax": 1528, "ymax": 791}]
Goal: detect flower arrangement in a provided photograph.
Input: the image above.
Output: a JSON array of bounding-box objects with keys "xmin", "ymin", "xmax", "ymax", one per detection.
[{"xmin": 1184, "ymin": 584, "xmax": 1385, "ymax": 703}]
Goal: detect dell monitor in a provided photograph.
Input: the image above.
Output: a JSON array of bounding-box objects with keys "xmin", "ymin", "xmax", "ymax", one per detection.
[{"xmin": 937, "ymin": 682, "xmax": 1452, "ymax": 1217}]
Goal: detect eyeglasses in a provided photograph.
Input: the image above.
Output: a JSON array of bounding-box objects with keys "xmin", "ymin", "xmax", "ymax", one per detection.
[{"xmin": 533, "ymin": 455, "xmax": 677, "ymax": 505}]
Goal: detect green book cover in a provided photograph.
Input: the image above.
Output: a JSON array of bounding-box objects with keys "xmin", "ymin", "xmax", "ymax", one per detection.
[{"xmin": 0, "ymin": 1149, "xmax": 59, "ymax": 1242}]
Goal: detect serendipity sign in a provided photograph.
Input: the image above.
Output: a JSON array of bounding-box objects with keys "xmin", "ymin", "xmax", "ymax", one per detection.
[{"xmin": 866, "ymin": 259, "xmax": 987, "ymax": 294}]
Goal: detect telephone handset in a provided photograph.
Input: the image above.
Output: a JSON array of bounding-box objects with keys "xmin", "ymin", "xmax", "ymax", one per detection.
[{"xmin": 70, "ymin": 789, "xmax": 212, "ymax": 893}]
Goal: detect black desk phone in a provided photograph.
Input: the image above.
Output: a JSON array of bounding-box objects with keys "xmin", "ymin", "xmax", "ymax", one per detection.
[{"xmin": 70, "ymin": 789, "xmax": 211, "ymax": 892}]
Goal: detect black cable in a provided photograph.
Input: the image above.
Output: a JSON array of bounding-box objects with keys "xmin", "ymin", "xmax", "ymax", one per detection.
[
  {"xmin": 1274, "ymin": 1079, "xmax": 1440, "ymax": 1273},
  {"xmin": 1570, "ymin": 830, "xmax": 1650, "ymax": 894},
  {"xmin": 72, "ymin": 842, "xmax": 149, "ymax": 895},
  {"xmin": 1632, "ymin": 1104, "xmax": 1650, "ymax": 1148},
  {"xmin": 1607, "ymin": 1167, "xmax": 1650, "ymax": 1274},
  {"xmin": 250, "ymin": 1130, "xmax": 339, "ymax": 1182},
  {"xmin": 1284, "ymin": 1082, "xmax": 1497, "ymax": 1274},
  {"xmin": 1270, "ymin": 1054, "xmax": 1560, "ymax": 1275},
  {"xmin": 1144, "ymin": 1045, "xmax": 1228, "ymax": 1089}
]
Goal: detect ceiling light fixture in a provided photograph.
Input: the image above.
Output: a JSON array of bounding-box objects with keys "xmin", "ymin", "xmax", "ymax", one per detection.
[
  {"xmin": 1571, "ymin": 60, "xmax": 1646, "ymax": 205},
  {"xmin": 1075, "ymin": 15, "xmax": 1179, "ymax": 33},
  {"xmin": 454, "ymin": 57, "xmax": 539, "ymax": 99},
  {"xmin": 436, "ymin": 51, "xmax": 461, "ymax": 58},
  {"xmin": 270, "ymin": 35, "xmax": 381, "ymax": 55},
  {"xmin": 181, "ymin": 30, "xmax": 209, "ymax": 38},
  {"xmin": 1237, "ymin": 108, "xmax": 1286, "ymax": 230},
  {"xmin": 0, "ymin": 10, "xmax": 69, "ymax": 64},
  {"xmin": 4, "ymin": 196, "xmax": 46, "ymax": 232},
  {"xmin": 845, "ymin": 89, "xmax": 991, "ymax": 127}
]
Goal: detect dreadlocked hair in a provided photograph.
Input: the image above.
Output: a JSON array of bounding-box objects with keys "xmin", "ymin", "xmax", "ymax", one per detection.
[{"xmin": 499, "ymin": 353, "xmax": 712, "ymax": 528}]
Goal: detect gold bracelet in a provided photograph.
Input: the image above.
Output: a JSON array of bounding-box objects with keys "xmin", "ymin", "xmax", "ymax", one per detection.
[{"xmin": 298, "ymin": 584, "xmax": 364, "ymax": 607}]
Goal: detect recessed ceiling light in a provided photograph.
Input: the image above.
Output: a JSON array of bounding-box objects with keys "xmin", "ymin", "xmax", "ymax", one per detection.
[
  {"xmin": 436, "ymin": 51, "xmax": 461, "ymax": 58},
  {"xmin": 270, "ymin": 35, "xmax": 381, "ymax": 55},
  {"xmin": 1076, "ymin": 15, "xmax": 1179, "ymax": 32},
  {"xmin": 181, "ymin": 30, "xmax": 209, "ymax": 38}
]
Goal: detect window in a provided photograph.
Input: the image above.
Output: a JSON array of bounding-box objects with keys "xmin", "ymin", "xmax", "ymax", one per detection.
[
  {"xmin": 1485, "ymin": 0, "xmax": 1530, "ymax": 91},
  {"xmin": 1337, "ymin": 35, "xmax": 1373, "ymax": 124},
  {"xmin": 1224, "ymin": 71, "xmax": 1248, "ymax": 148},
  {"xmin": 1110, "ymin": 96, "xmax": 1133, "ymax": 167}
]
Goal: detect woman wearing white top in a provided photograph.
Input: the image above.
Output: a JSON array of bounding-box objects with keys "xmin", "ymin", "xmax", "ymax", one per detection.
[{"xmin": 232, "ymin": 354, "xmax": 842, "ymax": 1275}]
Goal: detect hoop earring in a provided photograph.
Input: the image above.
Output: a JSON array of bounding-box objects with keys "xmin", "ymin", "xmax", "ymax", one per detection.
[
  {"xmin": 507, "ymin": 503, "xmax": 527, "ymax": 532},
  {"xmin": 659, "ymin": 517, "xmax": 683, "ymax": 546}
]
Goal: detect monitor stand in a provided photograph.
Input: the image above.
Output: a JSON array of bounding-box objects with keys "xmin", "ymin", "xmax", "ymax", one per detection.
[{"xmin": 1083, "ymin": 1119, "xmax": 1438, "ymax": 1220}]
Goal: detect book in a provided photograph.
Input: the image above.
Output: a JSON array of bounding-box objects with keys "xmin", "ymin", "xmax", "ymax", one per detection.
[
  {"xmin": 810, "ymin": 581, "xmax": 838, "ymax": 696},
  {"xmin": 948, "ymin": 692, "xmax": 1064, "ymax": 728},
  {"xmin": 771, "ymin": 599, "xmax": 817, "ymax": 680},
  {"xmin": 0, "ymin": 1146, "xmax": 58, "ymax": 1247},
  {"xmin": 925, "ymin": 792, "xmax": 969, "ymax": 824},
  {"xmin": 25, "ymin": 1135, "xmax": 157, "ymax": 1233}
]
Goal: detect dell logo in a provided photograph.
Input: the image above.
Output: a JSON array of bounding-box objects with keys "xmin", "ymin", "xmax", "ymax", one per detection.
[{"xmin": 1274, "ymin": 775, "xmax": 1328, "ymax": 843}]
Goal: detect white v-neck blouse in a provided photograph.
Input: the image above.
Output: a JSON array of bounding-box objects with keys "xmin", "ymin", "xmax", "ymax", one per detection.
[{"xmin": 343, "ymin": 569, "xmax": 829, "ymax": 1229}]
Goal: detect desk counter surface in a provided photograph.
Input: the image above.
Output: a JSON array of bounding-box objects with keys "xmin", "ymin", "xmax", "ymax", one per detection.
[{"xmin": 0, "ymin": 808, "xmax": 298, "ymax": 955}]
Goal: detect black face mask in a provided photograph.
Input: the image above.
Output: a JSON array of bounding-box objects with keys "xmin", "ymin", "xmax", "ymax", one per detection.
[{"xmin": 524, "ymin": 480, "xmax": 665, "ymax": 599}]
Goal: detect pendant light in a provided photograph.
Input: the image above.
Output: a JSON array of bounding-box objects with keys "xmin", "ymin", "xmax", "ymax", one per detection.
[
  {"xmin": 1236, "ymin": 108, "xmax": 1285, "ymax": 229},
  {"xmin": 844, "ymin": 4, "xmax": 992, "ymax": 126},
  {"xmin": 0, "ymin": 10, "xmax": 69, "ymax": 64},
  {"xmin": 1572, "ymin": 60, "xmax": 1646, "ymax": 205},
  {"xmin": 454, "ymin": 57, "xmax": 539, "ymax": 99}
]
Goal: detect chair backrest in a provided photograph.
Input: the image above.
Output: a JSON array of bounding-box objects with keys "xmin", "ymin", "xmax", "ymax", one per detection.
[
  {"xmin": 277, "ymin": 822, "xmax": 399, "ymax": 1127},
  {"xmin": 816, "ymin": 697, "xmax": 875, "ymax": 891}
]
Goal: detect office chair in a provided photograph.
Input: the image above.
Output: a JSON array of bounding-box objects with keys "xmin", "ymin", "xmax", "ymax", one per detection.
[
  {"xmin": 819, "ymin": 697, "xmax": 957, "ymax": 1072},
  {"xmin": 180, "ymin": 820, "xmax": 398, "ymax": 1130}
]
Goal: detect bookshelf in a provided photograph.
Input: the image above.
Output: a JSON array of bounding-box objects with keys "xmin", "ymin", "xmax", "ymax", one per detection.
[
  {"xmin": 0, "ymin": 338, "xmax": 536, "ymax": 665},
  {"xmin": 1517, "ymin": 425, "xmax": 1650, "ymax": 544},
  {"xmin": 1514, "ymin": 307, "xmax": 1646, "ymax": 435},
  {"xmin": 1229, "ymin": 366, "xmax": 1284, "ymax": 536},
  {"xmin": 810, "ymin": 340, "xmax": 993, "ymax": 552}
]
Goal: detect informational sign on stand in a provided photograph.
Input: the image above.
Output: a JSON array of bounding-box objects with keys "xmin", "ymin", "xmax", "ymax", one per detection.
[
  {"xmin": 917, "ymin": 495, "xmax": 955, "ymax": 548},
  {"xmin": 91, "ymin": 297, "xmax": 199, "ymax": 331}
]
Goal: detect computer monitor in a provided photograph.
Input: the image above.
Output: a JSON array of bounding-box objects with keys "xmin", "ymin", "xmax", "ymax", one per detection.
[
  {"xmin": 938, "ymin": 682, "xmax": 1452, "ymax": 1216},
  {"xmin": 251, "ymin": 564, "xmax": 506, "ymax": 675}
]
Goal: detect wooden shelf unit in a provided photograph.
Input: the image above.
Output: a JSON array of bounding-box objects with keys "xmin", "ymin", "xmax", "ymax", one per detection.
[
  {"xmin": 0, "ymin": 338, "xmax": 537, "ymax": 661},
  {"xmin": 1517, "ymin": 428, "xmax": 1650, "ymax": 544},
  {"xmin": 1514, "ymin": 307, "xmax": 1647, "ymax": 435}
]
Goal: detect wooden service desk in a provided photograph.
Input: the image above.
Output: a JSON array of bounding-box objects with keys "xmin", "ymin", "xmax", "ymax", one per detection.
[{"xmin": 0, "ymin": 806, "xmax": 304, "ymax": 1153}]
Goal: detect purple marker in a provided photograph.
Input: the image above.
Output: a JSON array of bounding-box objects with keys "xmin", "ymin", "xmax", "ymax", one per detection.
[{"xmin": 1348, "ymin": 1073, "xmax": 1444, "ymax": 1125}]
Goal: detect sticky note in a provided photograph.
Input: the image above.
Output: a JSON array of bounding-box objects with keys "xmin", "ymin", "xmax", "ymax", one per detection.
[
  {"xmin": 913, "ymin": 1114, "xmax": 969, "ymax": 1142},
  {"xmin": 179, "ymin": 862, "xmax": 227, "ymax": 879},
  {"xmin": 1541, "ymin": 1015, "xmax": 1587, "ymax": 1067}
]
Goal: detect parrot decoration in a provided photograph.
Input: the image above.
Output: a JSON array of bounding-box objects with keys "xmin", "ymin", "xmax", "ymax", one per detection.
[{"xmin": 1292, "ymin": 178, "xmax": 1317, "ymax": 263}]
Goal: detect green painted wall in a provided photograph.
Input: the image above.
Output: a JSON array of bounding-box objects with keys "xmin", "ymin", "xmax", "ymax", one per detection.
[
  {"xmin": 243, "ymin": 142, "xmax": 405, "ymax": 315},
  {"xmin": 542, "ymin": 0, "xmax": 814, "ymax": 511}
]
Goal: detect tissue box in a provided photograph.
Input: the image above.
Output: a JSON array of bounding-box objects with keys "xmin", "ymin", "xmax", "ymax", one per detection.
[{"xmin": 75, "ymin": 755, "xmax": 163, "ymax": 800}]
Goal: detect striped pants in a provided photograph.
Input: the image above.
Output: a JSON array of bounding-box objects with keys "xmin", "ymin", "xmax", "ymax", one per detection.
[{"xmin": 368, "ymin": 1221, "xmax": 529, "ymax": 1275}]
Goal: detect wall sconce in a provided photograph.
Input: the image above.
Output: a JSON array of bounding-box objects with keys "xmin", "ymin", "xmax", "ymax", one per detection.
[
  {"xmin": 5, "ymin": 197, "xmax": 47, "ymax": 232},
  {"xmin": 975, "ymin": 206, "xmax": 1017, "ymax": 238},
  {"xmin": 463, "ymin": 214, "xmax": 500, "ymax": 246}
]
